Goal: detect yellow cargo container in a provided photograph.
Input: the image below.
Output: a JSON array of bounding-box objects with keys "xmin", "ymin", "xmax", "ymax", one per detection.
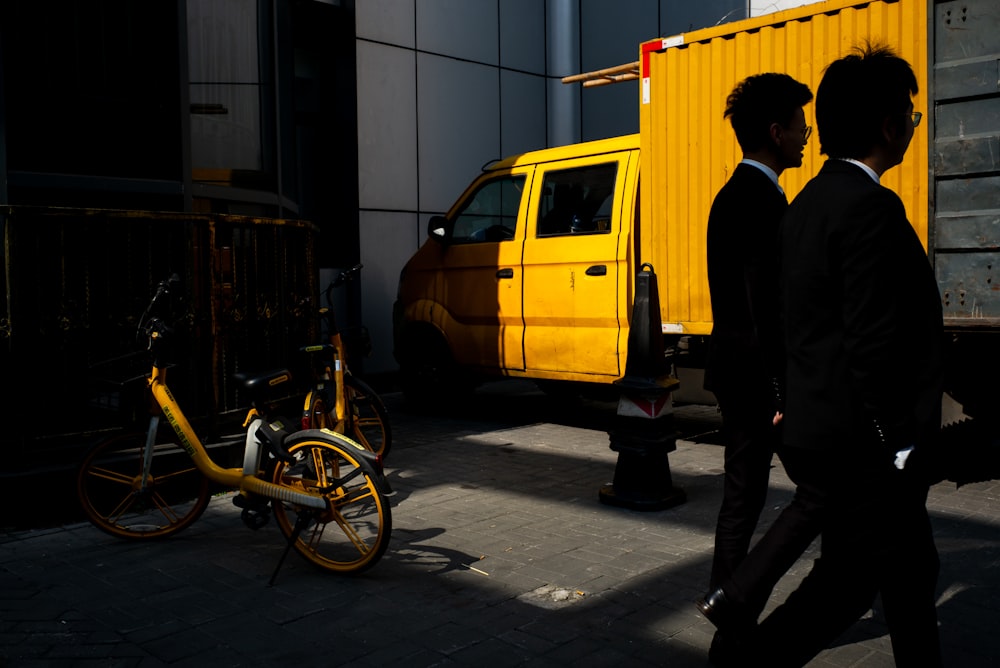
[{"xmin": 639, "ymin": 0, "xmax": 929, "ymax": 336}]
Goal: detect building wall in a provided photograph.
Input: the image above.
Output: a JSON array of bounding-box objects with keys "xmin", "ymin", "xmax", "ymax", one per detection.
[{"xmin": 353, "ymin": 0, "xmax": 818, "ymax": 376}]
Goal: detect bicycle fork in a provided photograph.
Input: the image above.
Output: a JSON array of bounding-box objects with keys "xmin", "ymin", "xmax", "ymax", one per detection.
[{"xmin": 140, "ymin": 415, "xmax": 160, "ymax": 489}]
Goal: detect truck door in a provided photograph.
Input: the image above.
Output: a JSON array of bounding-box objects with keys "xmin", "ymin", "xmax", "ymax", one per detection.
[
  {"xmin": 432, "ymin": 167, "xmax": 533, "ymax": 373},
  {"xmin": 522, "ymin": 152, "xmax": 636, "ymax": 378}
]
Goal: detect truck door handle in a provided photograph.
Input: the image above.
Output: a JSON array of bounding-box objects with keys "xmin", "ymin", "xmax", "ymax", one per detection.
[
  {"xmin": 586, "ymin": 265, "xmax": 607, "ymax": 276},
  {"xmin": 497, "ymin": 268, "xmax": 514, "ymax": 279}
]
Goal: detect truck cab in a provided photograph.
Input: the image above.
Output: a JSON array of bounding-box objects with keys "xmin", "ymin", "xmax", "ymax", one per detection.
[{"xmin": 393, "ymin": 135, "xmax": 640, "ymax": 401}]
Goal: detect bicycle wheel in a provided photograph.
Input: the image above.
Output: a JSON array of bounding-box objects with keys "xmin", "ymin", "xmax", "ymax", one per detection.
[
  {"xmin": 77, "ymin": 432, "xmax": 211, "ymax": 539},
  {"xmin": 344, "ymin": 374, "xmax": 392, "ymax": 458},
  {"xmin": 270, "ymin": 435, "xmax": 391, "ymax": 574}
]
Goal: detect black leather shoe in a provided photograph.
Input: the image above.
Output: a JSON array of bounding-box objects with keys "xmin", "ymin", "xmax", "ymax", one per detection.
[
  {"xmin": 697, "ymin": 587, "xmax": 752, "ymax": 634},
  {"xmin": 697, "ymin": 587, "xmax": 730, "ymax": 627}
]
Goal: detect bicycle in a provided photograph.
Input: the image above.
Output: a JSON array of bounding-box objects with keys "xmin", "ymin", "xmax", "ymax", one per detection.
[
  {"xmin": 299, "ymin": 263, "xmax": 391, "ymax": 457},
  {"xmin": 76, "ymin": 275, "xmax": 393, "ymax": 582}
]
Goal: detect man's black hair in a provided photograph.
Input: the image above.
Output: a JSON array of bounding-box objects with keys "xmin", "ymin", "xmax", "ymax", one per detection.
[
  {"xmin": 725, "ymin": 72, "xmax": 813, "ymax": 153},
  {"xmin": 816, "ymin": 42, "xmax": 919, "ymax": 159}
]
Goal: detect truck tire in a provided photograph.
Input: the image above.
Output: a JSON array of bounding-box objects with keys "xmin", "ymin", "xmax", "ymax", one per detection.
[{"xmin": 399, "ymin": 333, "xmax": 470, "ymax": 411}]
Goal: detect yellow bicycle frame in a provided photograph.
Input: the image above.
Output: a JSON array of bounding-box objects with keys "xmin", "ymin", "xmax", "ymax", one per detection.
[{"xmin": 147, "ymin": 363, "xmax": 326, "ymax": 509}]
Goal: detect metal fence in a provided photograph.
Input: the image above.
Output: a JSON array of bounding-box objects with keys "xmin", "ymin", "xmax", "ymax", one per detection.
[{"xmin": 1, "ymin": 206, "xmax": 320, "ymax": 473}]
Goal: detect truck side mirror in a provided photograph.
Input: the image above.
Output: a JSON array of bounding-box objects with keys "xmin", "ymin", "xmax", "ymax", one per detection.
[{"xmin": 427, "ymin": 215, "xmax": 451, "ymax": 243}]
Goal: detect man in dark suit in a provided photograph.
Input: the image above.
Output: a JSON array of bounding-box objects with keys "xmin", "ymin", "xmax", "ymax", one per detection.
[
  {"xmin": 746, "ymin": 44, "xmax": 943, "ymax": 667},
  {"xmin": 699, "ymin": 73, "xmax": 817, "ymax": 662}
]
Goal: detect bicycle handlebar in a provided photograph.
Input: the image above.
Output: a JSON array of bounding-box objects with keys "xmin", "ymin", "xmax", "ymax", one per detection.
[
  {"xmin": 324, "ymin": 263, "xmax": 363, "ymax": 312},
  {"xmin": 139, "ymin": 274, "xmax": 180, "ymax": 331},
  {"xmin": 139, "ymin": 274, "xmax": 181, "ymax": 362},
  {"xmin": 150, "ymin": 273, "xmax": 180, "ymax": 312},
  {"xmin": 331, "ymin": 263, "xmax": 363, "ymax": 289}
]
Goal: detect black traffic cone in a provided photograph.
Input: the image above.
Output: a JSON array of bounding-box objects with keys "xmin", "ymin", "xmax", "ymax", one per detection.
[
  {"xmin": 617, "ymin": 263, "xmax": 670, "ymax": 389},
  {"xmin": 599, "ymin": 263, "xmax": 686, "ymax": 510}
]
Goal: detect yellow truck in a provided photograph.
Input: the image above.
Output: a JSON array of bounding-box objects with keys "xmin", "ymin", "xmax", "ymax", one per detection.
[{"xmin": 393, "ymin": 0, "xmax": 1000, "ymax": 404}]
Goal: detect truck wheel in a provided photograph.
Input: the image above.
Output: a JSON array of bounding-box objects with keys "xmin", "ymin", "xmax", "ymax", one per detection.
[{"xmin": 399, "ymin": 335, "xmax": 468, "ymax": 411}]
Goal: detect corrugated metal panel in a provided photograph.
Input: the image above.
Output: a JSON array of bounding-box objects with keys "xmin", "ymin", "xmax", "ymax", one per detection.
[
  {"xmin": 932, "ymin": 0, "xmax": 1000, "ymax": 325},
  {"xmin": 639, "ymin": 0, "xmax": 930, "ymax": 335}
]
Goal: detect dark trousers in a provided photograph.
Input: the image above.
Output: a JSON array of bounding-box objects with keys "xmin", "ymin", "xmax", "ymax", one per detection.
[
  {"xmin": 711, "ymin": 388, "xmax": 824, "ymax": 621},
  {"xmin": 709, "ymin": 387, "xmax": 782, "ymax": 591},
  {"xmin": 753, "ymin": 445, "xmax": 942, "ymax": 668},
  {"xmin": 722, "ymin": 455, "xmax": 825, "ymax": 619}
]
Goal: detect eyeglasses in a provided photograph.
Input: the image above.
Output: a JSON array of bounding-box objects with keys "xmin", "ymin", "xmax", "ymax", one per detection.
[
  {"xmin": 910, "ymin": 111, "xmax": 923, "ymax": 128},
  {"xmin": 802, "ymin": 125, "xmax": 813, "ymax": 141}
]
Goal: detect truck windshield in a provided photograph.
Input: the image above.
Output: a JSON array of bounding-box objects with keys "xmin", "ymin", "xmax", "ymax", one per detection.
[{"xmin": 451, "ymin": 174, "xmax": 526, "ymax": 244}]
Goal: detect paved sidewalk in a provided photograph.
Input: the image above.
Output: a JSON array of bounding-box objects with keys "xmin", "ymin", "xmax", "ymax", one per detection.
[{"xmin": 2, "ymin": 381, "xmax": 998, "ymax": 666}]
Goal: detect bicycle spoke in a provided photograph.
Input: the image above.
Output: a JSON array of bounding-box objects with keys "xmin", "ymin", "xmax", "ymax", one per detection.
[
  {"xmin": 330, "ymin": 510, "xmax": 373, "ymax": 555},
  {"xmin": 149, "ymin": 490, "xmax": 189, "ymax": 525},
  {"xmin": 155, "ymin": 466, "xmax": 201, "ymax": 483},
  {"xmin": 84, "ymin": 466, "xmax": 137, "ymax": 486},
  {"xmin": 332, "ymin": 483, "xmax": 377, "ymax": 509},
  {"xmin": 103, "ymin": 493, "xmax": 141, "ymax": 524}
]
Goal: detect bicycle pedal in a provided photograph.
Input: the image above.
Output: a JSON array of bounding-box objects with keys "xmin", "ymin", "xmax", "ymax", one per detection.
[
  {"xmin": 241, "ymin": 507, "xmax": 271, "ymax": 530},
  {"xmin": 232, "ymin": 493, "xmax": 257, "ymax": 509},
  {"xmin": 233, "ymin": 493, "xmax": 271, "ymax": 512}
]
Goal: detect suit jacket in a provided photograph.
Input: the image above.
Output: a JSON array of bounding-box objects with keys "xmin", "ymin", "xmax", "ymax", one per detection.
[
  {"xmin": 780, "ymin": 159, "xmax": 944, "ymax": 453},
  {"xmin": 704, "ymin": 162, "xmax": 787, "ymax": 397}
]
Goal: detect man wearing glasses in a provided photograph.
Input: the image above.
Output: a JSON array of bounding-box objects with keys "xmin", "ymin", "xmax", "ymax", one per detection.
[
  {"xmin": 699, "ymin": 72, "xmax": 817, "ymax": 665},
  {"xmin": 745, "ymin": 44, "xmax": 942, "ymax": 667}
]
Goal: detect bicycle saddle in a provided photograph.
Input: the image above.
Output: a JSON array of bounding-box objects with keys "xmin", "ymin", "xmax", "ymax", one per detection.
[{"xmin": 234, "ymin": 369, "xmax": 294, "ymax": 404}]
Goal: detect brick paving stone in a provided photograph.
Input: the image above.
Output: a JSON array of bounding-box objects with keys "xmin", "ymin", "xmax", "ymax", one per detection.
[{"xmin": 450, "ymin": 636, "xmax": 537, "ymax": 665}]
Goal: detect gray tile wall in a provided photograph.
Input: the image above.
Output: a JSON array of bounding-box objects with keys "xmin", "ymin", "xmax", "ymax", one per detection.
[{"xmin": 356, "ymin": 0, "xmax": 558, "ymax": 374}]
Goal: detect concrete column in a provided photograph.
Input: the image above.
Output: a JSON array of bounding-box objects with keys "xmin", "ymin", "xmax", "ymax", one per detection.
[{"xmin": 545, "ymin": 0, "xmax": 581, "ymax": 147}]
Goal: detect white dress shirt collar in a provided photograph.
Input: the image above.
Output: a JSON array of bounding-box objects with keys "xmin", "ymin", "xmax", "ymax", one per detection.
[
  {"xmin": 741, "ymin": 159, "xmax": 784, "ymax": 195},
  {"xmin": 837, "ymin": 158, "xmax": 880, "ymax": 184}
]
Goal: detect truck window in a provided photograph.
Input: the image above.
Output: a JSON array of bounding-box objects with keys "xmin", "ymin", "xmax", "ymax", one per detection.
[
  {"xmin": 450, "ymin": 174, "xmax": 525, "ymax": 244},
  {"xmin": 537, "ymin": 163, "xmax": 617, "ymax": 237}
]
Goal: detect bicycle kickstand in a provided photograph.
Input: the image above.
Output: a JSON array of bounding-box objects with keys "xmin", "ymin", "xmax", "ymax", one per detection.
[{"xmin": 268, "ymin": 510, "xmax": 314, "ymax": 586}]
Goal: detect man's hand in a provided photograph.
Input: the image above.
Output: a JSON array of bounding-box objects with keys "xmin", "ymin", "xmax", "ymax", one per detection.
[{"xmin": 894, "ymin": 445, "xmax": 914, "ymax": 470}]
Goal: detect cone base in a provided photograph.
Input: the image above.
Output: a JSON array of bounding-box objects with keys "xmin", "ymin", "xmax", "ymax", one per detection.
[{"xmin": 598, "ymin": 484, "xmax": 686, "ymax": 511}]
